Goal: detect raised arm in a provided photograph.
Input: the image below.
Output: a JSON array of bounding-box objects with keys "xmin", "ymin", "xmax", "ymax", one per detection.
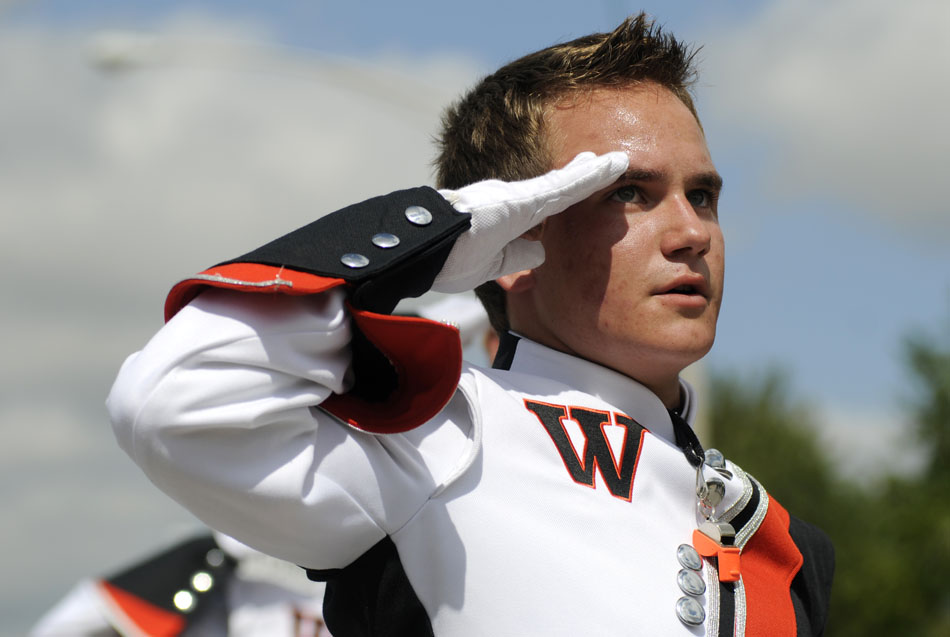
[{"xmin": 107, "ymin": 152, "xmax": 628, "ymax": 568}]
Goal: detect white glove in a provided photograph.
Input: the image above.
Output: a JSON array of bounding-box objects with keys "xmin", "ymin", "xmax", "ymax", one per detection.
[{"xmin": 431, "ymin": 151, "xmax": 629, "ymax": 293}]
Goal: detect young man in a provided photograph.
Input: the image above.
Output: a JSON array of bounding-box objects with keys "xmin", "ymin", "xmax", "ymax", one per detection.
[{"xmin": 109, "ymin": 14, "xmax": 834, "ymax": 636}]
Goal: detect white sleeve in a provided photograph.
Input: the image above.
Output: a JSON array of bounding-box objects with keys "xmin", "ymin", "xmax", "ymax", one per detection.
[{"xmin": 107, "ymin": 288, "xmax": 473, "ymax": 569}]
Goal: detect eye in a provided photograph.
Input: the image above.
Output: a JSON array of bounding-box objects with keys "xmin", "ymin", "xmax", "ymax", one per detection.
[
  {"xmin": 686, "ymin": 190, "xmax": 715, "ymax": 208},
  {"xmin": 609, "ymin": 185, "xmax": 645, "ymax": 204}
]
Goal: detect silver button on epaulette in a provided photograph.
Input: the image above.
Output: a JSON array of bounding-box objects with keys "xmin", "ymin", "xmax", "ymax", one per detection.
[
  {"xmin": 205, "ymin": 548, "xmax": 225, "ymax": 567},
  {"xmin": 372, "ymin": 233, "xmax": 400, "ymax": 248},
  {"xmin": 340, "ymin": 253, "xmax": 370, "ymax": 268},
  {"xmin": 404, "ymin": 205, "xmax": 433, "ymax": 225}
]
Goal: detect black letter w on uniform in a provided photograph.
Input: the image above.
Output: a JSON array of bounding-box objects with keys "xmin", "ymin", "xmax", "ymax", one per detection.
[{"xmin": 524, "ymin": 400, "xmax": 646, "ymax": 501}]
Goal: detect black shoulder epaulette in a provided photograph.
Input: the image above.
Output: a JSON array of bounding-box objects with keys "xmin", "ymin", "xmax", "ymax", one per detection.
[
  {"xmin": 97, "ymin": 534, "xmax": 236, "ymax": 636},
  {"xmin": 164, "ymin": 187, "xmax": 472, "ymax": 434}
]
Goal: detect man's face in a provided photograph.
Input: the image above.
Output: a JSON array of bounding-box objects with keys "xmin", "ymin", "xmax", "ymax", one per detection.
[{"xmin": 508, "ymin": 84, "xmax": 724, "ymax": 403}]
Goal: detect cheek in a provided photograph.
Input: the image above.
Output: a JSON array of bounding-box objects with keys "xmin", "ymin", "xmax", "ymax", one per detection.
[
  {"xmin": 544, "ymin": 223, "xmax": 615, "ymax": 296},
  {"xmin": 547, "ymin": 207, "xmax": 631, "ymax": 264},
  {"xmin": 603, "ymin": 222, "xmax": 653, "ymax": 280},
  {"xmin": 709, "ymin": 228, "xmax": 726, "ymax": 287}
]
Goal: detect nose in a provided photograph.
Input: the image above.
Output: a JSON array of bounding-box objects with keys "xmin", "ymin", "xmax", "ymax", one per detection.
[{"xmin": 659, "ymin": 196, "xmax": 711, "ymax": 259}]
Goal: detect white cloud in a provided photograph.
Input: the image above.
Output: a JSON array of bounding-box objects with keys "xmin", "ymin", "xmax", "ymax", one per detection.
[{"xmin": 702, "ymin": 0, "xmax": 949, "ymax": 231}]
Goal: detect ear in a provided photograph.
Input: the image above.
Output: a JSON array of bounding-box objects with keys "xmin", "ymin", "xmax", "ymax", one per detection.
[{"xmin": 496, "ymin": 269, "xmax": 536, "ymax": 294}]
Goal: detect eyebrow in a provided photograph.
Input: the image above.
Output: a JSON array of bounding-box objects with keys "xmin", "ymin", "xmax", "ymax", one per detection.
[
  {"xmin": 617, "ymin": 169, "xmax": 724, "ymax": 192},
  {"xmin": 692, "ymin": 172, "xmax": 724, "ymax": 193}
]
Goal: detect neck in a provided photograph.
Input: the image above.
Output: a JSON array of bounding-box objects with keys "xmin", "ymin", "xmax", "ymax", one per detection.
[
  {"xmin": 654, "ymin": 380, "xmax": 685, "ymax": 410},
  {"xmin": 499, "ymin": 329, "xmax": 684, "ymax": 408}
]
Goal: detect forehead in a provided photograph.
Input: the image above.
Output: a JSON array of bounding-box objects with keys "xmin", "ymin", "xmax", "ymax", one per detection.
[{"xmin": 545, "ymin": 84, "xmax": 712, "ymax": 170}]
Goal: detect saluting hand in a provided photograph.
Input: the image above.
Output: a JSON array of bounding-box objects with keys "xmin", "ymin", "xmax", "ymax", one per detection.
[{"xmin": 431, "ymin": 151, "xmax": 629, "ymax": 293}]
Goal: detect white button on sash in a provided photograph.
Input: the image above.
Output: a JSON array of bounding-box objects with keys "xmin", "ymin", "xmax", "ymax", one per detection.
[
  {"xmin": 677, "ymin": 568, "xmax": 706, "ymax": 596},
  {"xmin": 676, "ymin": 543, "xmax": 702, "ymax": 571},
  {"xmin": 675, "ymin": 596, "xmax": 705, "ymax": 626}
]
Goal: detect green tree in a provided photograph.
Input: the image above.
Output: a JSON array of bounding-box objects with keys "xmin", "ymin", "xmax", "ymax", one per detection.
[
  {"xmin": 882, "ymin": 317, "xmax": 950, "ymax": 636},
  {"xmin": 707, "ymin": 368, "xmax": 845, "ymax": 524},
  {"xmin": 903, "ymin": 316, "xmax": 950, "ymax": 486}
]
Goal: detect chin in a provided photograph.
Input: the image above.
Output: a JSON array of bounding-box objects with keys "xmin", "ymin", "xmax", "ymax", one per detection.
[{"xmin": 662, "ymin": 327, "xmax": 716, "ymax": 367}]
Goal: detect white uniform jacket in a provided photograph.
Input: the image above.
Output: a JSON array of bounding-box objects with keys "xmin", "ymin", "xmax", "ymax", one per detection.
[{"xmin": 108, "ymin": 187, "xmax": 833, "ymax": 636}]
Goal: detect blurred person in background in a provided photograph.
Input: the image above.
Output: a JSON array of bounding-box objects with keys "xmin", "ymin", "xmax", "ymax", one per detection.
[{"xmin": 31, "ymin": 532, "xmax": 331, "ymax": 636}]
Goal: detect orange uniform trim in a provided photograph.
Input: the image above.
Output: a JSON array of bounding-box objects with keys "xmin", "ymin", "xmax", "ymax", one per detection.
[
  {"xmin": 164, "ymin": 262, "xmax": 462, "ymax": 434},
  {"xmin": 321, "ymin": 306, "xmax": 463, "ymax": 433},
  {"xmin": 164, "ymin": 262, "xmax": 346, "ymax": 321},
  {"xmin": 99, "ymin": 580, "xmax": 185, "ymax": 636},
  {"xmin": 741, "ymin": 498, "xmax": 804, "ymax": 636}
]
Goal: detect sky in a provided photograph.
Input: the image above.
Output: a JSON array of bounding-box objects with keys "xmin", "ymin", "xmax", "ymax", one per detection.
[{"xmin": 2, "ymin": 0, "xmax": 948, "ymax": 633}]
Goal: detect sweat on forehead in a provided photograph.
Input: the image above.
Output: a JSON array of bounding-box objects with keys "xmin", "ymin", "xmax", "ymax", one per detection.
[
  {"xmin": 543, "ymin": 84, "xmax": 709, "ymax": 173},
  {"xmin": 543, "ymin": 82, "xmax": 704, "ymax": 149}
]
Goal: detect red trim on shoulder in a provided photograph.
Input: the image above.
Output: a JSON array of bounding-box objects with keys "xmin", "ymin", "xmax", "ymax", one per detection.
[
  {"xmin": 165, "ymin": 262, "xmax": 461, "ymax": 434},
  {"xmin": 164, "ymin": 262, "xmax": 346, "ymax": 321},
  {"xmin": 322, "ymin": 307, "xmax": 462, "ymax": 434},
  {"xmin": 742, "ymin": 497, "xmax": 804, "ymax": 637},
  {"xmin": 98, "ymin": 580, "xmax": 185, "ymax": 636}
]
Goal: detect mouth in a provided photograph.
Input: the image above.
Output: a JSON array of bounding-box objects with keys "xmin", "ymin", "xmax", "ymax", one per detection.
[
  {"xmin": 655, "ymin": 276, "xmax": 710, "ymax": 299},
  {"xmin": 667, "ymin": 284, "xmax": 700, "ymax": 295}
]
